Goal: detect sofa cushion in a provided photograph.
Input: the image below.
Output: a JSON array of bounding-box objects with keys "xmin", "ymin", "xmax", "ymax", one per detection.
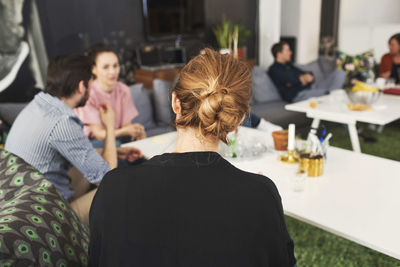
[
  {"xmin": 153, "ymin": 79, "xmax": 174, "ymax": 126},
  {"xmin": 130, "ymin": 83, "xmax": 156, "ymax": 129},
  {"xmin": 145, "ymin": 126, "xmax": 174, "ymax": 138},
  {"xmin": 251, "ymin": 66, "xmax": 281, "ymax": 103},
  {"xmin": 0, "ymin": 149, "xmax": 90, "ymax": 266},
  {"xmin": 251, "ymin": 101, "xmax": 310, "ymax": 128}
]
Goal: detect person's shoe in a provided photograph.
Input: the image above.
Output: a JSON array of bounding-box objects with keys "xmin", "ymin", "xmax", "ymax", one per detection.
[{"xmin": 257, "ymin": 118, "xmax": 283, "ymax": 133}]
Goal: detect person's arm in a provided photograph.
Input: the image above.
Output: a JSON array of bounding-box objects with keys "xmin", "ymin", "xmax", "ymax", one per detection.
[
  {"xmin": 99, "ymin": 104, "xmax": 117, "ymax": 169},
  {"xmin": 262, "ymin": 176, "xmax": 297, "ymax": 266},
  {"xmin": 299, "ymin": 73, "xmax": 314, "ymax": 85},
  {"xmin": 268, "ymin": 66, "xmax": 308, "ymax": 102},
  {"xmin": 292, "ymin": 64, "xmax": 314, "ymax": 85},
  {"xmin": 49, "ymin": 117, "xmax": 110, "ymax": 185},
  {"xmin": 269, "ymin": 65, "xmax": 303, "ymax": 87},
  {"xmin": 380, "ymin": 54, "xmax": 393, "ymax": 78},
  {"xmin": 89, "ymin": 122, "xmax": 146, "ymax": 141}
]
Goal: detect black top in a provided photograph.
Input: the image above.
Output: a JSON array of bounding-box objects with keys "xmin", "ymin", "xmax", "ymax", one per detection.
[
  {"xmin": 390, "ymin": 63, "xmax": 400, "ymax": 84},
  {"xmin": 268, "ymin": 61, "xmax": 312, "ymax": 102},
  {"xmin": 89, "ymin": 152, "xmax": 296, "ymax": 267}
]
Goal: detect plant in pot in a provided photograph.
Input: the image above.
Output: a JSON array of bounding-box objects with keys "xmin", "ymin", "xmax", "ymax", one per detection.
[
  {"xmin": 212, "ymin": 16, "xmax": 233, "ymax": 55},
  {"xmin": 235, "ymin": 23, "xmax": 251, "ymax": 60},
  {"xmin": 213, "ymin": 16, "xmax": 251, "ymax": 60}
]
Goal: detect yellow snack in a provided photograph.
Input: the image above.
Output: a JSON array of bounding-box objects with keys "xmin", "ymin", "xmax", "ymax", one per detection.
[
  {"xmin": 351, "ymin": 81, "xmax": 379, "ymax": 93},
  {"xmin": 347, "ymin": 103, "xmax": 372, "ymax": 111},
  {"xmin": 309, "ymin": 101, "xmax": 317, "ymax": 108}
]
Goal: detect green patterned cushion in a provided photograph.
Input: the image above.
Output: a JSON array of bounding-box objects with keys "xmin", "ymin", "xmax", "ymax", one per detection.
[
  {"xmin": 0, "ymin": 149, "xmax": 89, "ymax": 266},
  {"xmin": 336, "ymin": 50, "xmax": 376, "ymax": 88}
]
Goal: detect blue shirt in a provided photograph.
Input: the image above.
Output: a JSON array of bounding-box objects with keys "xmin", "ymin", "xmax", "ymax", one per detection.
[
  {"xmin": 5, "ymin": 92, "xmax": 110, "ymax": 200},
  {"xmin": 268, "ymin": 62, "xmax": 312, "ymax": 102}
]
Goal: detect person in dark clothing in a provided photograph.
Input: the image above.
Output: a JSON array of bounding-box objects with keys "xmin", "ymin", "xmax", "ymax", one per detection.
[
  {"xmin": 389, "ymin": 49, "xmax": 400, "ymax": 84},
  {"xmin": 268, "ymin": 41, "xmax": 345, "ymax": 102},
  {"xmin": 89, "ymin": 48, "xmax": 296, "ymax": 267},
  {"xmin": 390, "ymin": 63, "xmax": 400, "ymax": 84}
]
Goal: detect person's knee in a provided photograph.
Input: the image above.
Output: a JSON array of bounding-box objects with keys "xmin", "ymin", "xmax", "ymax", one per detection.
[
  {"xmin": 333, "ymin": 69, "xmax": 346, "ymax": 80},
  {"xmin": 70, "ymin": 188, "xmax": 98, "ymax": 226}
]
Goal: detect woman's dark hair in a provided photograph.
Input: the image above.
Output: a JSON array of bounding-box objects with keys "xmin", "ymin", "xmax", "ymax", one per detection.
[
  {"xmin": 87, "ymin": 43, "xmax": 117, "ymax": 65},
  {"xmin": 271, "ymin": 41, "xmax": 289, "ymax": 59},
  {"xmin": 389, "ymin": 33, "xmax": 400, "ymax": 45},
  {"xmin": 44, "ymin": 54, "xmax": 93, "ymax": 98}
]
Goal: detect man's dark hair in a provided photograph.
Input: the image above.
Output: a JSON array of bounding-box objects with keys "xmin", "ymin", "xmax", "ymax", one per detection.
[
  {"xmin": 271, "ymin": 41, "xmax": 289, "ymax": 59},
  {"xmin": 45, "ymin": 54, "xmax": 93, "ymax": 98},
  {"xmin": 389, "ymin": 33, "xmax": 400, "ymax": 46},
  {"xmin": 87, "ymin": 43, "xmax": 117, "ymax": 65}
]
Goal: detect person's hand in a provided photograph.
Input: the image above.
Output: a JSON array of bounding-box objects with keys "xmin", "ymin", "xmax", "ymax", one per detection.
[
  {"xmin": 299, "ymin": 73, "xmax": 314, "ymax": 85},
  {"xmin": 381, "ymin": 71, "xmax": 391, "ymax": 79},
  {"xmin": 125, "ymin": 123, "xmax": 146, "ymax": 140},
  {"xmin": 304, "ymin": 73, "xmax": 314, "ymax": 83},
  {"xmin": 99, "ymin": 103, "xmax": 115, "ymax": 130},
  {"xmin": 117, "ymin": 147, "xmax": 142, "ymax": 162},
  {"xmin": 299, "ymin": 74, "xmax": 308, "ymax": 86}
]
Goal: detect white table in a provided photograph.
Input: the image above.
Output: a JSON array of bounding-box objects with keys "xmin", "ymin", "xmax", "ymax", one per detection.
[
  {"xmin": 285, "ymin": 94, "xmax": 400, "ymax": 153},
  {"xmin": 123, "ymin": 127, "xmax": 400, "ymax": 260}
]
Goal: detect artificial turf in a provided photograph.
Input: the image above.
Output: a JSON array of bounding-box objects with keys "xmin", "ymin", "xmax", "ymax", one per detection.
[{"xmin": 285, "ymin": 119, "xmax": 400, "ymax": 266}]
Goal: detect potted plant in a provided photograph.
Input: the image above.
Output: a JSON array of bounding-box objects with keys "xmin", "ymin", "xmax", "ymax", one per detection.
[
  {"xmin": 212, "ymin": 16, "xmax": 233, "ymax": 55},
  {"xmin": 213, "ymin": 16, "xmax": 251, "ymax": 59}
]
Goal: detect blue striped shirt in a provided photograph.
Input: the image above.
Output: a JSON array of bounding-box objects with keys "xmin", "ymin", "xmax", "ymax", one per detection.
[{"xmin": 5, "ymin": 92, "xmax": 110, "ymax": 200}]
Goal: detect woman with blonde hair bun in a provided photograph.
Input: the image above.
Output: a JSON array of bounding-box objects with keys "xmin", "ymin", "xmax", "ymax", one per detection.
[{"xmin": 89, "ymin": 48, "xmax": 296, "ymax": 267}]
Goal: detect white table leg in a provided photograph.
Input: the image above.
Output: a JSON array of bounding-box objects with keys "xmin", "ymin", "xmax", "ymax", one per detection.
[
  {"xmin": 311, "ymin": 118, "xmax": 320, "ymax": 129},
  {"xmin": 307, "ymin": 118, "xmax": 321, "ymax": 141},
  {"xmin": 348, "ymin": 122, "xmax": 361, "ymax": 153}
]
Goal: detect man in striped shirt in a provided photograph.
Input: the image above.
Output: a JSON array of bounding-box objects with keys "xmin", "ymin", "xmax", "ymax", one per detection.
[{"xmin": 5, "ymin": 54, "xmax": 141, "ymax": 225}]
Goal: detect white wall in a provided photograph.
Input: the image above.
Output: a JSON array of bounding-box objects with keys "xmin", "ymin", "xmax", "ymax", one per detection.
[
  {"xmin": 280, "ymin": 0, "xmax": 300, "ymax": 37},
  {"xmin": 297, "ymin": 0, "xmax": 321, "ymax": 64},
  {"xmin": 338, "ymin": 0, "xmax": 400, "ymax": 62},
  {"xmin": 340, "ymin": 0, "xmax": 400, "ymax": 25},
  {"xmin": 280, "ymin": 0, "xmax": 321, "ymax": 64},
  {"xmin": 258, "ymin": 0, "xmax": 281, "ymax": 69}
]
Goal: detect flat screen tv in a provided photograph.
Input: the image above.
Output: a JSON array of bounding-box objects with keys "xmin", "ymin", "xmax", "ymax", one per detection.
[{"xmin": 142, "ymin": 0, "xmax": 205, "ymax": 40}]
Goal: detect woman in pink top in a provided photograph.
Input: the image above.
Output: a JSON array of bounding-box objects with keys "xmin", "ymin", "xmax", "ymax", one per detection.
[{"xmin": 75, "ymin": 44, "xmax": 146, "ymax": 147}]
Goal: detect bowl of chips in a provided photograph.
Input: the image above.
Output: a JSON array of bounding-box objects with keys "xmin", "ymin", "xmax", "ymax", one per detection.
[{"xmin": 347, "ymin": 81, "xmax": 381, "ymax": 105}]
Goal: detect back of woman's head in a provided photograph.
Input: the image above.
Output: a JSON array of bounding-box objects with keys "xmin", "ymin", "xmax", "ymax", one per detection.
[
  {"xmin": 173, "ymin": 48, "xmax": 251, "ymax": 143},
  {"xmin": 87, "ymin": 43, "xmax": 117, "ymax": 64}
]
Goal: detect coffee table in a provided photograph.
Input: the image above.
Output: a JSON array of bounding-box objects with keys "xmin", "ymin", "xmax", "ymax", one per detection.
[
  {"xmin": 123, "ymin": 127, "xmax": 400, "ymax": 260},
  {"xmin": 285, "ymin": 94, "xmax": 400, "ymax": 153}
]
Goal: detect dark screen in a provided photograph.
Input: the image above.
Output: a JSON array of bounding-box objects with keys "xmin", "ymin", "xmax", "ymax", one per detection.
[{"xmin": 143, "ymin": 0, "xmax": 205, "ymax": 39}]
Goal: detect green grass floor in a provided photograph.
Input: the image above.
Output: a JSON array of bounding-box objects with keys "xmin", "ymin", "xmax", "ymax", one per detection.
[{"xmin": 285, "ymin": 119, "xmax": 400, "ymax": 266}]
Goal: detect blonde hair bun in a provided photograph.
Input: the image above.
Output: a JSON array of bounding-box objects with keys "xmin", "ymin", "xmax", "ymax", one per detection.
[{"xmin": 173, "ymin": 48, "xmax": 251, "ymax": 143}]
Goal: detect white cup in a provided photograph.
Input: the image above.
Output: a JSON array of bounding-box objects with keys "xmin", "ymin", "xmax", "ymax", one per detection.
[
  {"xmin": 329, "ymin": 89, "xmax": 347, "ymax": 103},
  {"xmin": 376, "ymin": 78, "xmax": 386, "ymax": 89}
]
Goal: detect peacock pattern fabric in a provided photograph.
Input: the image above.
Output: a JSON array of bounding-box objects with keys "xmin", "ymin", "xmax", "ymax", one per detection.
[{"xmin": 0, "ymin": 149, "xmax": 89, "ymax": 266}]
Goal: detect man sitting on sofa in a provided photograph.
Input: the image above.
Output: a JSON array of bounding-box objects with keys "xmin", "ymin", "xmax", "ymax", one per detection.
[
  {"xmin": 268, "ymin": 41, "xmax": 345, "ymax": 103},
  {"xmin": 5, "ymin": 54, "xmax": 141, "ymax": 225}
]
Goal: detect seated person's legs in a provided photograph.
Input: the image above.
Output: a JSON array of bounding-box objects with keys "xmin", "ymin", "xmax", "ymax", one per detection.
[
  {"xmin": 241, "ymin": 112, "xmax": 260, "ymax": 128},
  {"xmin": 241, "ymin": 112, "xmax": 282, "ymax": 133},
  {"xmin": 294, "ymin": 69, "xmax": 346, "ymax": 102},
  {"xmin": 314, "ymin": 69, "xmax": 346, "ymax": 91},
  {"xmin": 70, "ymin": 188, "xmax": 97, "ymax": 226},
  {"xmin": 293, "ymin": 87, "xmax": 327, "ymax": 102},
  {"xmin": 68, "ymin": 166, "xmax": 91, "ymax": 199}
]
